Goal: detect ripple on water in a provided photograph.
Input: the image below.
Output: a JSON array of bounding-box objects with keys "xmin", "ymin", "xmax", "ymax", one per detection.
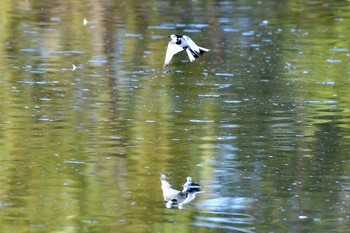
[
  {"xmin": 304, "ymin": 100, "xmax": 338, "ymax": 105},
  {"xmin": 316, "ymin": 81, "xmax": 335, "ymax": 85},
  {"xmin": 330, "ymin": 47, "xmax": 348, "ymax": 52},
  {"xmin": 147, "ymin": 24, "xmax": 176, "ymax": 30},
  {"xmin": 215, "ymin": 83, "xmax": 232, "ymax": 89},
  {"xmin": 242, "ymin": 31, "xmax": 255, "ymax": 36},
  {"xmin": 20, "ymin": 48, "xmax": 85, "ymax": 55},
  {"xmin": 198, "ymin": 197, "xmax": 256, "ymax": 212},
  {"xmin": 194, "ymin": 197, "xmax": 256, "ymax": 233},
  {"xmin": 198, "ymin": 94, "xmax": 221, "ymax": 98},
  {"xmin": 222, "ymin": 26, "xmax": 239, "ymax": 32},
  {"xmin": 176, "ymin": 23, "xmax": 209, "ymax": 29},
  {"xmin": 18, "ymin": 80, "xmax": 46, "ymax": 85},
  {"xmin": 183, "ymin": 29, "xmax": 202, "ymax": 33},
  {"xmin": 124, "ymin": 33, "xmax": 143, "ymax": 38},
  {"xmin": 224, "ymin": 100, "xmax": 242, "ymax": 104},
  {"xmin": 215, "ymin": 73, "xmax": 234, "ymax": 77},
  {"xmin": 190, "ymin": 119, "xmax": 215, "ymax": 123},
  {"xmin": 88, "ymin": 58, "xmax": 108, "ymax": 65},
  {"xmin": 20, "ymin": 48, "xmax": 41, "ymax": 53},
  {"xmin": 147, "ymin": 23, "xmax": 208, "ymax": 31},
  {"xmin": 326, "ymin": 59, "xmax": 342, "ymax": 63}
]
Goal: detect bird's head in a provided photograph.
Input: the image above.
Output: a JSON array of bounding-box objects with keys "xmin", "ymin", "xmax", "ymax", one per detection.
[
  {"xmin": 169, "ymin": 34, "xmax": 181, "ymax": 43},
  {"xmin": 160, "ymin": 174, "xmax": 166, "ymax": 181}
]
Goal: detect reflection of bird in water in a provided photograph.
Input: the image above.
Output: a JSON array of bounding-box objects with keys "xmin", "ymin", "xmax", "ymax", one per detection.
[
  {"xmin": 160, "ymin": 174, "xmax": 181, "ymax": 201},
  {"xmin": 182, "ymin": 176, "xmax": 202, "ymax": 192},
  {"xmin": 160, "ymin": 174, "xmax": 203, "ymax": 209}
]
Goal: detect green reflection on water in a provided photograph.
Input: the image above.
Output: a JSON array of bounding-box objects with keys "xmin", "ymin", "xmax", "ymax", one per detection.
[{"xmin": 1, "ymin": 0, "xmax": 350, "ymax": 232}]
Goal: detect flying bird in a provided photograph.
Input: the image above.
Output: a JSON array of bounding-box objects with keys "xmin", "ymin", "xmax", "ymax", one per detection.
[{"xmin": 163, "ymin": 34, "xmax": 210, "ymax": 68}]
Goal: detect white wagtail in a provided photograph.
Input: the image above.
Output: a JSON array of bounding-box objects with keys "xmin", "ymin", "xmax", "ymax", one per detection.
[{"xmin": 163, "ymin": 34, "xmax": 210, "ymax": 68}]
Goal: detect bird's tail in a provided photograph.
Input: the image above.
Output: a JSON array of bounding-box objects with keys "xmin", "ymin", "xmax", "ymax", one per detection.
[
  {"xmin": 198, "ymin": 46, "xmax": 210, "ymax": 54},
  {"xmin": 187, "ymin": 47, "xmax": 210, "ymax": 62}
]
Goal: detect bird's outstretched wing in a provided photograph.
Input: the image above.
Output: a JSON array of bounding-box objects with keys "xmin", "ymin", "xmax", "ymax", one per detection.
[
  {"xmin": 164, "ymin": 42, "xmax": 184, "ymax": 68},
  {"xmin": 183, "ymin": 36, "xmax": 210, "ymax": 62},
  {"xmin": 183, "ymin": 35, "xmax": 201, "ymax": 54},
  {"xmin": 185, "ymin": 49, "xmax": 196, "ymax": 62}
]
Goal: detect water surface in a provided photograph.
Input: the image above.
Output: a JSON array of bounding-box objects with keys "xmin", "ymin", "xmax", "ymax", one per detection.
[{"xmin": 1, "ymin": 0, "xmax": 350, "ymax": 232}]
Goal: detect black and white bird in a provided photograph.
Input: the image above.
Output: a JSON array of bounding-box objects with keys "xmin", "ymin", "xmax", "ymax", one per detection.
[
  {"xmin": 160, "ymin": 174, "xmax": 203, "ymax": 209},
  {"xmin": 163, "ymin": 34, "xmax": 210, "ymax": 68}
]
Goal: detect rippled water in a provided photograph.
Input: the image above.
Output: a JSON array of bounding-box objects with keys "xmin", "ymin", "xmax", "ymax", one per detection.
[{"xmin": 1, "ymin": 0, "xmax": 350, "ymax": 232}]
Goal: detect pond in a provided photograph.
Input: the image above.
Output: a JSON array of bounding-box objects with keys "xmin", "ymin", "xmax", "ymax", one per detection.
[{"xmin": 1, "ymin": 0, "xmax": 350, "ymax": 232}]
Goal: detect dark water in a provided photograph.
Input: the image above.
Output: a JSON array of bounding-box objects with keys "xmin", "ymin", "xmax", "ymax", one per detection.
[{"xmin": 1, "ymin": 0, "xmax": 350, "ymax": 232}]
